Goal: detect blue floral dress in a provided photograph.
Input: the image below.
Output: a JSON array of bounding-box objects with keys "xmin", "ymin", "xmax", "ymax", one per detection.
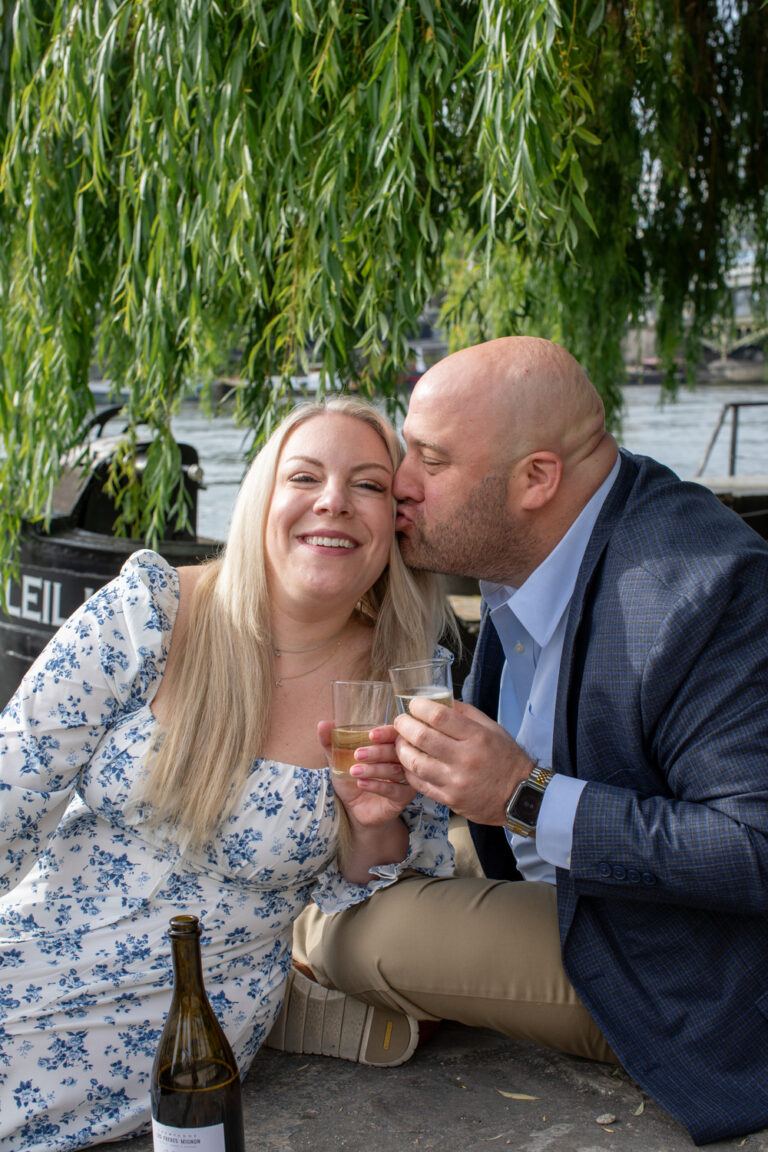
[{"xmin": 0, "ymin": 551, "xmax": 453, "ymax": 1151}]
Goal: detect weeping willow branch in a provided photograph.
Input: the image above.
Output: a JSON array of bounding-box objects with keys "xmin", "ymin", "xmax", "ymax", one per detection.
[{"xmin": 0, "ymin": 0, "xmax": 765, "ymax": 580}]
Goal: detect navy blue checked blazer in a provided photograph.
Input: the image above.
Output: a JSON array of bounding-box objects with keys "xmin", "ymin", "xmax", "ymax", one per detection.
[{"xmin": 464, "ymin": 449, "xmax": 768, "ymax": 1146}]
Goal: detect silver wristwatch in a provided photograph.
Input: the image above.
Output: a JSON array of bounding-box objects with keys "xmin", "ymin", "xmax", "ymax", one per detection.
[{"xmin": 504, "ymin": 766, "xmax": 554, "ymax": 837}]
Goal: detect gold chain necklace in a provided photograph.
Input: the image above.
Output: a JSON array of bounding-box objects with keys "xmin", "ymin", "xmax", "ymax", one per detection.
[
  {"xmin": 272, "ymin": 619, "xmax": 350, "ymax": 657},
  {"xmin": 274, "ymin": 639, "xmax": 343, "ymax": 687}
]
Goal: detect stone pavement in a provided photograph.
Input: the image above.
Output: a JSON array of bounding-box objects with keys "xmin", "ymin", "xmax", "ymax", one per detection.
[{"xmin": 100, "ymin": 1021, "xmax": 767, "ymax": 1152}]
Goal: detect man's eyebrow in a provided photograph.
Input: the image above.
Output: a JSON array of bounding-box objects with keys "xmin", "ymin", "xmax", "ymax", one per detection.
[
  {"xmin": 283, "ymin": 454, "xmax": 391, "ymax": 472},
  {"xmin": 407, "ymin": 437, "xmax": 449, "ymax": 456}
]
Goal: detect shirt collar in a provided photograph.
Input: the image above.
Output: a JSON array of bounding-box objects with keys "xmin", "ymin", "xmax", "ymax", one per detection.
[{"xmin": 480, "ymin": 455, "xmax": 620, "ymax": 647}]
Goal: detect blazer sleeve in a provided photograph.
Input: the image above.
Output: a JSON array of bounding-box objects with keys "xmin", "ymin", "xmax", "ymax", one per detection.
[{"xmin": 568, "ymin": 548, "xmax": 768, "ymax": 916}]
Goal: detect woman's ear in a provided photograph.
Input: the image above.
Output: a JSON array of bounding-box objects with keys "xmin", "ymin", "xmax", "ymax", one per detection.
[{"xmin": 515, "ymin": 451, "xmax": 563, "ymax": 510}]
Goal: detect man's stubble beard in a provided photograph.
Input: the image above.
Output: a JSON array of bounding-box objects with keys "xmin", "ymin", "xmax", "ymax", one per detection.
[{"xmin": 398, "ymin": 475, "xmax": 536, "ymax": 585}]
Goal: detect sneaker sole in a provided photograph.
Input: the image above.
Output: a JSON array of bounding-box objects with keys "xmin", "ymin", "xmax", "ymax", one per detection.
[{"xmin": 265, "ymin": 969, "xmax": 418, "ymax": 1068}]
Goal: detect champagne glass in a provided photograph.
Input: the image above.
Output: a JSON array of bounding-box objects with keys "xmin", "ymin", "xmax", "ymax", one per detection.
[
  {"xmin": 388, "ymin": 657, "xmax": 454, "ymax": 715},
  {"xmin": 330, "ymin": 680, "xmax": 392, "ymax": 776}
]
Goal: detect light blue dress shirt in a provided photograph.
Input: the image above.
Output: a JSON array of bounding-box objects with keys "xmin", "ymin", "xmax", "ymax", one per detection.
[{"xmin": 479, "ymin": 456, "xmax": 620, "ymax": 883}]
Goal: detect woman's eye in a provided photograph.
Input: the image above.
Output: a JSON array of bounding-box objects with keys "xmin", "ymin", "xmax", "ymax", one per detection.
[
  {"xmin": 288, "ymin": 473, "xmax": 317, "ymax": 484},
  {"xmin": 356, "ymin": 480, "xmax": 387, "ymax": 493}
]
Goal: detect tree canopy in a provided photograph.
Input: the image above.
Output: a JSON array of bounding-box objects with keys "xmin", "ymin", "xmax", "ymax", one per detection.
[{"xmin": 0, "ymin": 1, "xmax": 766, "ymax": 573}]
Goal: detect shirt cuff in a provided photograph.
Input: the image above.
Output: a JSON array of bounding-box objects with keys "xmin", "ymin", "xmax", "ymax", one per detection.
[{"xmin": 535, "ymin": 774, "xmax": 587, "ymax": 870}]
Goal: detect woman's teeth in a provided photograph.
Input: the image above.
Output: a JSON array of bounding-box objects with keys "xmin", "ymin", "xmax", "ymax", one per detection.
[{"xmin": 303, "ymin": 536, "xmax": 355, "ymax": 548}]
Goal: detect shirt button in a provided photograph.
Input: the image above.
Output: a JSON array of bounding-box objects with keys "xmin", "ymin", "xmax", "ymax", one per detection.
[{"xmin": 514, "ymin": 642, "xmax": 525, "ymax": 653}]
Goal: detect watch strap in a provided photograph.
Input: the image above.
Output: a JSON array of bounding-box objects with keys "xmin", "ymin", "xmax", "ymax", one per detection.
[
  {"xmin": 504, "ymin": 766, "xmax": 554, "ymax": 837},
  {"xmin": 527, "ymin": 765, "xmax": 554, "ymax": 791}
]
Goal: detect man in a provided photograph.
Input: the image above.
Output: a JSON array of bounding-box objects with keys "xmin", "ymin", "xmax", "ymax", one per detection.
[{"xmin": 273, "ymin": 336, "xmax": 768, "ymax": 1146}]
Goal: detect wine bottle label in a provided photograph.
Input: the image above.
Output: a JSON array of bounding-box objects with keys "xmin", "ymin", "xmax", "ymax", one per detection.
[{"xmin": 152, "ymin": 1118, "xmax": 226, "ymax": 1150}]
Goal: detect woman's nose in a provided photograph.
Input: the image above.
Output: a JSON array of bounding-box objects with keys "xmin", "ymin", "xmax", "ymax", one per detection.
[{"xmin": 314, "ymin": 479, "xmax": 350, "ymax": 516}]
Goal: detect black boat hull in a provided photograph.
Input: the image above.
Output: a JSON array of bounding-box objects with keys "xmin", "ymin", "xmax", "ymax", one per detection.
[{"xmin": 0, "ymin": 406, "xmax": 226, "ymax": 707}]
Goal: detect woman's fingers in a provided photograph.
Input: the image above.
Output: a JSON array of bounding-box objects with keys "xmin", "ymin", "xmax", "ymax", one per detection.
[
  {"xmin": 319, "ymin": 719, "xmax": 412, "ymax": 795},
  {"xmin": 317, "ymin": 720, "xmax": 334, "ymax": 758}
]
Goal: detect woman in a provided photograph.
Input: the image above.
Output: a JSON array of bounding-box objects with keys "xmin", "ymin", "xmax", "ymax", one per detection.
[{"xmin": 0, "ymin": 397, "xmax": 455, "ymax": 1151}]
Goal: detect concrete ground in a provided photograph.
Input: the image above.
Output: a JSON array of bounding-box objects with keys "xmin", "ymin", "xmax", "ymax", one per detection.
[
  {"xmin": 100, "ymin": 1021, "xmax": 767, "ymax": 1152},
  {"xmin": 99, "ymin": 815, "xmax": 764, "ymax": 1152}
]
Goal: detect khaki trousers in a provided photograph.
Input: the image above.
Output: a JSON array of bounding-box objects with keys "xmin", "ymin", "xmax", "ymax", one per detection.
[{"xmin": 293, "ymin": 821, "xmax": 616, "ymax": 1065}]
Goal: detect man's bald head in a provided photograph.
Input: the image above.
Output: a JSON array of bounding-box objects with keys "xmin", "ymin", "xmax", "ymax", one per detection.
[
  {"xmin": 411, "ymin": 336, "xmax": 607, "ymax": 472},
  {"xmin": 396, "ymin": 336, "xmax": 618, "ymax": 585}
]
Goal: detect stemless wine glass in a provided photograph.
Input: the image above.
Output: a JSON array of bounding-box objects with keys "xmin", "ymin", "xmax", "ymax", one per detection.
[
  {"xmin": 388, "ymin": 657, "xmax": 454, "ymax": 715},
  {"xmin": 330, "ymin": 680, "xmax": 392, "ymax": 776}
]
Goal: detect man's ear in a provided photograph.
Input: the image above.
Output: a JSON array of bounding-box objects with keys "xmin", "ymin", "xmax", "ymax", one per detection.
[{"xmin": 514, "ymin": 451, "xmax": 563, "ymax": 510}]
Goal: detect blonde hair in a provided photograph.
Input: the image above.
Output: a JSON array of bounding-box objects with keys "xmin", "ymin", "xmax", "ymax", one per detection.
[{"xmin": 142, "ymin": 396, "xmax": 452, "ymax": 845}]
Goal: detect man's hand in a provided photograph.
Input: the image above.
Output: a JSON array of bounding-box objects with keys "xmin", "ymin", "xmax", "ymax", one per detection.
[{"xmin": 392, "ymin": 698, "xmax": 535, "ymax": 825}]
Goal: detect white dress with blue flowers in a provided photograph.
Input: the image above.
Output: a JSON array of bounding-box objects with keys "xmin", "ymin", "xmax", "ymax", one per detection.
[{"xmin": 0, "ymin": 551, "xmax": 453, "ymax": 1151}]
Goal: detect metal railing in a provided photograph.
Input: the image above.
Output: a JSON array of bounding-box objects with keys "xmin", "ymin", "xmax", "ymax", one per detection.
[{"xmin": 695, "ymin": 401, "xmax": 768, "ymax": 477}]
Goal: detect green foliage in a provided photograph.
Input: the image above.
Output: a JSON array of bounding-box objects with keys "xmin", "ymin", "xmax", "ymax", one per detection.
[
  {"xmin": 0, "ymin": 0, "xmax": 602, "ymax": 574},
  {"xmin": 441, "ymin": 1, "xmax": 768, "ymax": 417},
  {"xmin": 0, "ymin": 0, "xmax": 766, "ymax": 579}
]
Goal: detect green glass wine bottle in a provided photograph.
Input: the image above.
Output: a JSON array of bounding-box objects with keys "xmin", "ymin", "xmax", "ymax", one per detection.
[{"xmin": 151, "ymin": 914, "xmax": 246, "ymax": 1152}]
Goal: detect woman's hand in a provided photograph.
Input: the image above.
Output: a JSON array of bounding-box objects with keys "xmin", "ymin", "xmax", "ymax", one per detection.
[
  {"xmin": 317, "ymin": 721, "xmax": 414, "ymax": 886},
  {"xmin": 317, "ymin": 721, "xmax": 416, "ymax": 827}
]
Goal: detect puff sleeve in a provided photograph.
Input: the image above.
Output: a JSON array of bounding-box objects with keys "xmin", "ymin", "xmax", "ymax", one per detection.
[{"xmin": 0, "ymin": 551, "xmax": 177, "ymax": 893}]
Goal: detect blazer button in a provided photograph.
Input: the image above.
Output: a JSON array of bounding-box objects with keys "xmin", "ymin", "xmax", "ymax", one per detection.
[
  {"xmin": 599, "ymin": 862, "xmax": 612, "ymax": 878},
  {"xmin": 627, "ymin": 869, "xmax": 641, "ymax": 883},
  {"xmin": 641, "ymin": 872, "xmax": 656, "ymax": 885},
  {"xmin": 612, "ymin": 865, "xmax": 627, "ymax": 880}
]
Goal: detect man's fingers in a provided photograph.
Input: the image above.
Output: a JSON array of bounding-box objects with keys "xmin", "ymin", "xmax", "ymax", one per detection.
[
  {"xmin": 394, "ymin": 734, "xmax": 447, "ymax": 787},
  {"xmin": 392, "ymin": 712, "xmax": 450, "ymax": 761},
  {"xmin": 395, "ymin": 697, "xmax": 496, "ymax": 748},
  {"xmin": 399, "ymin": 695, "xmax": 465, "ymax": 734},
  {"xmin": 393, "ymin": 741, "xmax": 447, "ymax": 803}
]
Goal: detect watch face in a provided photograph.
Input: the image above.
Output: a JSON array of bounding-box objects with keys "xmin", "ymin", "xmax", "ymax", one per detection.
[{"xmin": 510, "ymin": 784, "xmax": 545, "ymax": 827}]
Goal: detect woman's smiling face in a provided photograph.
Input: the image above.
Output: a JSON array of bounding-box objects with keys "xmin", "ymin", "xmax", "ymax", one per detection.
[{"xmin": 265, "ymin": 412, "xmax": 395, "ymax": 611}]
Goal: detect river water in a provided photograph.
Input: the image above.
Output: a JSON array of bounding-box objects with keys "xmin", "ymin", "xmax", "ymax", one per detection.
[{"xmin": 172, "ymin": 381, "xmax": 768, "ymax": 542}]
